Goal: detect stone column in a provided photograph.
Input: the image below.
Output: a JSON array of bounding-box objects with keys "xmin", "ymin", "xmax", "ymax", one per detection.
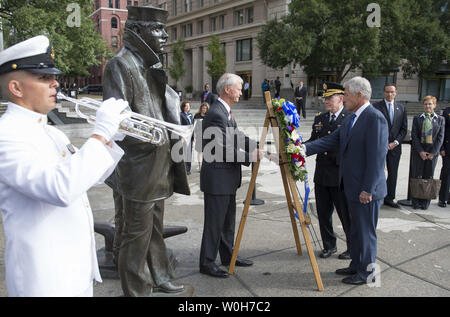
[{"xmin": 192, "ymin": 47, "xmax": 201, "ymax": 92}]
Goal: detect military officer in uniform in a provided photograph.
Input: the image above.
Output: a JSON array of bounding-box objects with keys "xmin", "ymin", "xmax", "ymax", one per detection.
[
  {"xmin": 305, "ymin": 82, "xmax": 352, "ymax": 259},
  {"xmin": 0, "ymin": 35, "xmax": 129, "ymax": 296}
]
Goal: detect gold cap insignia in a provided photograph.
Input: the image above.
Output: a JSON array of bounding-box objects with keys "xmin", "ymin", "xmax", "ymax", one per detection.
[
  {"xmin": 323, "ymin": 83, "xmax": 327, "ymax": 90},
  {"xmin": 316, "ymin": 112, "xmax": 321, "ymax": 116},
  {"xmin": 12, "ymin": 64, "xmax": 17, "ymax": 69},
  {"xmin": 51, "ymin": 47, "xmax": 55, "ymax": 60}
]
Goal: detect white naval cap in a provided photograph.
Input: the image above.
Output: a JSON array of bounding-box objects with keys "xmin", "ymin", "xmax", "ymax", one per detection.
[{"xmin": 0, "ymin": 35, "xmax": 63, "ymax": 75}]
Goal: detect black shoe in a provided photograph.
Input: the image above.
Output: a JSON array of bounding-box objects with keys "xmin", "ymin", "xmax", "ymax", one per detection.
[
  {"xmin": 200, "ymin": 265, "xmax": 229, "ymax": 278},
  {"xmin": 421, "ymin": 206, "xmax": 428, "ymax": 210},
  {"xmin": 447, "ymin": 200, "xmax": 450, "ymax": 205},
  {"xmin": 342, "ymin": 274, "xmax": 366, "ymax": 285},
  {"xmin": 384, "ymin": 199, "xmax": 401, "ymax": 209},
  {"xmin": 338, "ymin": 250, "xmax": 351, "ymax": 260},
  {"xmin": 154, "ymin": 281, "xmax": 185, "ymax": 293},
  {"xmin": 319, "ymin": 247, "xmax": 337, "ymax": 258},
  {"xmin": 222, "ymin": 258, "xmax": 253, "ymax": 267},
  {"xmin": 335, "ymin": 267, "xmax": 357, "ymax": 275},
  {"xmin": 438, "ymin": 201, "xmax": 447, "ymax": 208},
  {"xmin": 187, "ymin": 171, "xmax": 191, "ymax": 175}
]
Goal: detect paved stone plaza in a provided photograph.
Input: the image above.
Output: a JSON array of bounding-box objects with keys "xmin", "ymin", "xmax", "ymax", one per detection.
[{"xmin": 0, "ymin": 107, "xmax": 449, "ymax": 297}]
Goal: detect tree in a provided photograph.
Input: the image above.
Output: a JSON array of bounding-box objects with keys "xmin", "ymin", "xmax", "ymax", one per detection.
[
  {"xmin": 257, "ymin": 0, "xmax": 449, "ymax": 83},
  {"xmin": 400, "ymin": 0, "xmax": 450, "ymax": 79},
  {"xmin": 168, "ymin": 38, "xmax": 186, "ymax": 90},
  {"xmin": 206, "ymin": 35, "xmax": 226, "ymax": 92},
  {"xmin": 0, "ymin": 0, "xmax": 112, "ymax": 86}
]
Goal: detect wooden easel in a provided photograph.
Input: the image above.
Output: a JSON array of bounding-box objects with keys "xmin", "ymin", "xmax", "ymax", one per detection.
[{"xmin": 228, "ymin": 91, "xmax": 324, "ymax": 291}]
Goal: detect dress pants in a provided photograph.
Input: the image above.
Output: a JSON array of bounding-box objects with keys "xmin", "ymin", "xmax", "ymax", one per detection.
[
  {"xmin": 315, "ymin": 183, "xmax": 351, "ymax": 251},
  {"xmin": 385, "ymin": 148, "xmax": 401, "ymax": 201},
  {"xmin": 117, "ymin": 197, "xmax": 171, "ymax": 297},
  {"xmin": 200, "ymin": 193, "xmax": 236, "ymax": 268},
  {"xmin": 346, "ymin": 198, "xmax": 381, "ymax": 280},
  {"xmin": 296, "ymin": 101, "xmax": 306, "ymax": 119},
  {"xmin": 439, "ymin": 154, "xmax": 450, "ymax": 202}
]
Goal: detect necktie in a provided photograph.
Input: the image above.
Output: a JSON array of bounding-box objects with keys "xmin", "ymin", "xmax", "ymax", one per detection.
[
  {"xmin": 230, "ymin": 109, "xmax": 235, "ymax": 124},
  {"xmin": 388, "ymin": 102, "xmax": 394, "ymax": 124},
  {"xmin": 330, "ymin": 113, "xmax": 336, "ymax": 123},
  {"xmin": 348, "ymin": 114, "xmax": 356, "ymax": 134}
]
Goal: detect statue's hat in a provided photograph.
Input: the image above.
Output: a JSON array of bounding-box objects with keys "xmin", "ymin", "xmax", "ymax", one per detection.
[{"xmin": 127, "ymin": 5, "xmax": 168, "ymax": 24}]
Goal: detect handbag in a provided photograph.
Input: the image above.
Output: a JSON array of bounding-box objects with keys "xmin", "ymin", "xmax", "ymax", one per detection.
[{"xmin": 409, "ymin": 178, "xmax": 441, "ymax": 200}]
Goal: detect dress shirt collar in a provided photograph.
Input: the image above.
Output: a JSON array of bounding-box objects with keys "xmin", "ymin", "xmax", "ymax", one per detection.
[
  {"xmin": 420, "ymin": 112, "xmax": 437, "ymax": 119},
  {"xmin": 384, "ymin": 99, "xmax": 395, "ymax": 107},
  {"xmin": 330, "ymin": 106, "xmax": 344, "ymax": 120},
  {"xmin": 218, "ymin": 97, "xmax": 231, "ymax": 117},
  {"xmin": 352, "ymin": 102, "xmax": 371, "ymax": 124},
  {"xmin": 6, "ymin": 102, "xmax": 48, "ymax": 126}
]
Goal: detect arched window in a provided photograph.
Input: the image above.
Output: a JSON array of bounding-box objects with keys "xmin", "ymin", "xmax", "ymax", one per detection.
[{"xmin": 111, "ymin": 17, "xmax": 118, "ymax": 29}]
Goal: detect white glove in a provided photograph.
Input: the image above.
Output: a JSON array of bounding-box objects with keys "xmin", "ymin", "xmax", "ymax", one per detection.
[{"xmin": 93, "ymin": 98, "xmax": 131, "ymax": 142}]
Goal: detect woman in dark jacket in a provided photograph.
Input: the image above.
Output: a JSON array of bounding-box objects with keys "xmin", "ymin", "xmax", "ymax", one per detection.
[
  {"xmin": 410, "ymin": 95, "xmax": 445, "ymax": 210},
  {"xmin": 180, "ymin": 101, "xmax": 194, "ymax": 174}
]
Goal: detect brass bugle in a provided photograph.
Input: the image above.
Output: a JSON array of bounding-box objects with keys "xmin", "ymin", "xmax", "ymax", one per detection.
[{"xmin": 56, "ymin": 92, "xmax": 194, "ymax": 145}]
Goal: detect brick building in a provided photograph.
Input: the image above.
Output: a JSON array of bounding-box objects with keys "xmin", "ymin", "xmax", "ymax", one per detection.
[{"xmin": 88, "ymin": 0, "xmax": 143, "ymax": 84}]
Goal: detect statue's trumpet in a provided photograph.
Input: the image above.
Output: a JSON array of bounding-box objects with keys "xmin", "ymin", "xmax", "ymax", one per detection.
[{"xmin": 56, "ymin": 92, "xmax": 194, "ymax": 145}]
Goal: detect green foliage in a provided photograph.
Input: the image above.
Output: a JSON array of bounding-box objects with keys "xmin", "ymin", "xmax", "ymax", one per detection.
[
  {"xmin": 257, "ymin": 0, "xmax": 450, "ymax": 82},
  {"xmin": 0, "ymin": 0, "xmax": 113, "ymax": 82},
  {"xmin": 168, "ymin": 38, "xmax": 186, "ymax": 89},
  {"xmin": 206, "ymin": 35, "xmax": 226, "ymax": 81}
]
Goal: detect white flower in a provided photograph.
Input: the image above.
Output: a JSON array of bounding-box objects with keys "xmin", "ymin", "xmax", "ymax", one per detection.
[
  {"xmin": 291, "ymin": 129, "xmax": 299, "ymax": 142},
  {"xmin": 286, "ymin": 143, "xmax": 296, "ymax": 153}
]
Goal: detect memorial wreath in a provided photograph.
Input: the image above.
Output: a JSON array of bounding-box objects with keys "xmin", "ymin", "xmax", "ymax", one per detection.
[{"xmin": 272, "ymin": 98, "xmax": 307, "ymax": 182}]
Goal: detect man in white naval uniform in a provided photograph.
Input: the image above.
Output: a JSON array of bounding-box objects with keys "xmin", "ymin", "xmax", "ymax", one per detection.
[{"xmin": 0, "ymin": 36, "xmax": 130, "ymax": 296}]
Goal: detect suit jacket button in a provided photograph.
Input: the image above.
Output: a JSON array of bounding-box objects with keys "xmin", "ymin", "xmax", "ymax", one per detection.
[
  {"xmin": 328, "ymin": 131, "xmax": 331, "ymax": 134},
  {"xmin": 324, "ymin": 152, "xmax": 328, "ymax": 155}
]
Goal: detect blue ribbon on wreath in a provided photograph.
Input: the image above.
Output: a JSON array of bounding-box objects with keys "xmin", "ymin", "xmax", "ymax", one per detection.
[{"xmin": 281, "ymin": 100, "xmax": 310, "ymax": 219}]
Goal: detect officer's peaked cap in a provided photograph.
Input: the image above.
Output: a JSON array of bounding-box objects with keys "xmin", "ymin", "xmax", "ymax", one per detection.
[{"xmin": 0, "ymin": 35, "xmax": 63, "ymax": 76}]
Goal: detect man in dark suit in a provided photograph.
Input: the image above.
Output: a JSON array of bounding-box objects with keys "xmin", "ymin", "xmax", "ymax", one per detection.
[
  {"xmin": 294, "ymin": 80, "xmax": 307, "ymax": 118},
  {"xmin": 439, "ymin": 106, "xmax": 450, "ymax": 207},
  {"xmin": 199, "ymin": 73, "xmax": 263, "ymax": 278},
  {"xmin": 306, "ymin": 82, "xmax": 352, "ymax": 260},
  {"xmin": 304, "ymin": 76, "xmax": 388, "ymax": 285},
  {"xmin": 373, "ymin": 83, "xmax": 408, "ymax": 208}
]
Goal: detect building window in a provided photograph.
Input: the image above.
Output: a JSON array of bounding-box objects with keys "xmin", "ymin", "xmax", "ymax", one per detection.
[
  {"xmin": 197, "ymin": 20, "xmax": 203, "ymax": 34},
  {"xmin": 235, "ymin": 9, "xmax": 244, "ymax": 25},
  {"xmin": 236, "ymin": 39, "xmax": 252, "ymax": 62},
  {"xmin": 109, "ymin": 0, "xmax": 113, "ymax": 8},
  {"xmin": 183, "ymin": 0, "xmax": 192, "ymax": 12},
  {"xmin": 182, "ymin": 24, "xmax": 192, "ymax": 37},
  {"xmin": 199, "ymin": 0, "xmax": 204, "ymax": 8},
  {"xmin": 115, "ymin": 0, "xmax": 120, "ymax": 8},
  {"xmin": 210, "ymin": 16, "xmax": 216, "ymax": 32},
  {"xmin": 134, "ymin": 1, "xmax": 138, "ymax": 5},
  {"xmin": 246, "ymin": 7, "xmax": 254, "ymax": 23},
  {"xmin": 172, "ymin": 27, "xmax": 177, "ymax": 40},
  {"xmin": 219, "ymin": 15, "xmax": 225, "ymax": 30},
  {"xmin": 111, "ymin": 36, "xmax": 118, "ymax": 48},
  {"xmin": 367, "ymin": 72, "xmax": 396, "ymax": 99},
  {"xmin": 421, "ymin": 77, "xmax": 450, "ymax": 101},
  {"xmin": 111, "ymin": 17, "xmax": 118, "ymax": 29},
  {"xmin": 127, "ymin": 0, "xmax": 132, "ymax": 6},
  {"xmin": 173, "ymin": 0, "xmax": 177, "ymax": 16}
]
